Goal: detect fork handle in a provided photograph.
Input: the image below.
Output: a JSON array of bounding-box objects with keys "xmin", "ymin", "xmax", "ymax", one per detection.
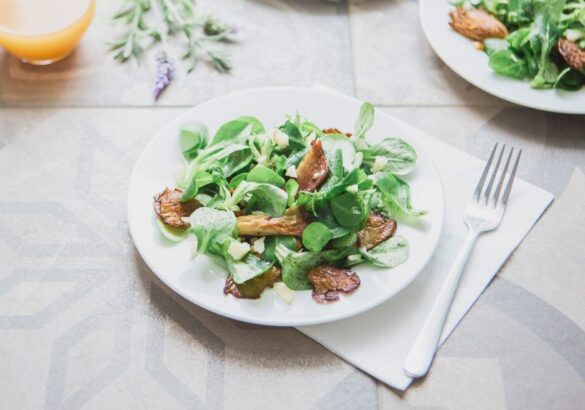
[{"xmin": 403, "ymin": 230, "xmax": 480, "ymax": 378}]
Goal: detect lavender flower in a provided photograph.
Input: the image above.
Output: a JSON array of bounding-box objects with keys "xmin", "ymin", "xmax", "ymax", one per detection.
[{"xmin": 153, "ymin": 52, "xmax": 175, "ymax": 101}]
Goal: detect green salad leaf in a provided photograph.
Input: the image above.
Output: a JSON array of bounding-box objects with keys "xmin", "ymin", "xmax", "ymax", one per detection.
[
  {"xmin": 157, "ymin": 101, "xmax": 425, "ymax": 303},
  {"xmin": 275, "ymin": 244, "xmax": 322, "ymax": 290},
  {"xmin": 354, "ymin": 102, "xmax": 375, "ymax": 138},
  {"xmin": 190, "ymin": 208, "xmax": 236, "ymax": 255},
  {"xmin": 360, "ymin": 236, "xmax": 409, "ymax": 268},
  {"xmin": 361, "ymin": 138, "xmax": 417, "ymax": 175},
  {"xmin": 180, "ymin": 121, "xmax": 209, "ymax": 160},
  {"xmin": 375, "ymin": 172, "xmax": 426, "ymax": 217}
]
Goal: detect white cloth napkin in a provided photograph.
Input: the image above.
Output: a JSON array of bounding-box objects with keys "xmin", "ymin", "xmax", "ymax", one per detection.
[{"xmin": 296, "ymin": 87, "xmax": 554, "ymax": 391}]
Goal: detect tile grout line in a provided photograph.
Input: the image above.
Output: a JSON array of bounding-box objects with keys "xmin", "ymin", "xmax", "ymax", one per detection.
[
  {"xmin": 346, "ymin": 0, "xmax": 359, "ymax": 99},
  {"xmin": 0, "ymin": 104, "xmax": 515, "ymax": 110}
]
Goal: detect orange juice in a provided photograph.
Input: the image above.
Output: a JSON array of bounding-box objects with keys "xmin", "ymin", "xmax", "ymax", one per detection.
[{"xmin": 0, "ymin": 0, "xmax": 95, "ymax": 64}]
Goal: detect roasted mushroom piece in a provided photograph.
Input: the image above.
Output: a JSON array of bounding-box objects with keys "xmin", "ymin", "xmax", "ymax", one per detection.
[
  {"xmin": 449, "ymin": 7, "xmax": 508, "ymax": 41},
  {"xmin": 307, "ymin": 265, "xmax": 361, "ymax": 304},
  {"xmin": 557, "ymin": 38, "xmax": 585, "ymax": 71},
  {"xmin": 358, "ymin": 213, "xmax": 397, "ymax": 250},
  {"xmin": 154, "ymin": 188, "xmax": 202, "ymax": 229},
  {"xmin": 224, "ymin": 267, "xmax": 281, "ymax": 299},
  {"xmin": 323, "ymin": 128, "xmax": 352, "ymax": 138},
  {"xmin": 296, "ymin": 140, "xmax": 329, "ymax": 192},
  {"xmin": 237, "ymin": 207, "xmax": 308, "ymax": 237}
]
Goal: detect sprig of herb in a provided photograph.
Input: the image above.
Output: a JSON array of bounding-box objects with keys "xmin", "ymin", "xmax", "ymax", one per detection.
[
  {"xmin": 109, "ymin": 0, "xmax": 237, "ymax": 73},
  {"xmin": 108, "ymin": 0, "xmax": 160, "ymax": 61}
]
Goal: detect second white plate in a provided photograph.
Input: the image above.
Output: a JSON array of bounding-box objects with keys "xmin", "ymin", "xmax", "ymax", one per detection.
[{"xmin": 420, "ymin": 0, "xmax": 585, "ymax": 114}]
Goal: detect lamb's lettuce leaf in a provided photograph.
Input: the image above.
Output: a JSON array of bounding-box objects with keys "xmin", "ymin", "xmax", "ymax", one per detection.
[
  {"xmin": 361, "ymin": 138, "xmax": 417, "ymax": 175},
  {"xmin": 189, "ymin": 207, "xmax": 237, "ymax": 255},
  {"xmin": 275, "ymin": 244, "xmax": 321, "ymax": 290},
  {"xmin": 360, "ymin": 236, "xmax": 409, "ymax": 268},
  {"xmin": 354, "ymin": 102, "xmax": 375, "ymax": 139},
  {"xmin": 375, "ymin": 172, "xmax": 426, "ymax": 217}
]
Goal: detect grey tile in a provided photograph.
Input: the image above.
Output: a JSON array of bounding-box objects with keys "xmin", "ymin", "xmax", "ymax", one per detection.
[
  {"xmin": 381, "ymin": 106, "xmax": 585, "ymax": 196},
  {"xmin": 0, "ymin": 107, "xmax": 370, "ymax": 409},
  {"xmin": 0, "ymin": 0, "xmax": 353, "ymax": 107},
  {"xmin": 349, "ymin": 0, "xmax": 507, "ymax": 107}
]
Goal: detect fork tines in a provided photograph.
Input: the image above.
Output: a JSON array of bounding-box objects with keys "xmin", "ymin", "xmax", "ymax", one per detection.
[{"xmin": 474, "ymin": 143, "xmax": 521, "ymax": 207}]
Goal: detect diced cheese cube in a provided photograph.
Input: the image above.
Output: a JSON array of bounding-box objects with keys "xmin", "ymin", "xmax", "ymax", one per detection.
[
  {"xmin": 227, "ymin": 240, "xmax": 250, "ymax": 261},
  {"xmin": 346, "ymin": 184, "xmax": 358, "ymax": 193},
  {"xmin": 271, "ymin": 129, "xmax": 289, "ymax": 149},
  {"xmin": 372, "ymin": 156, "xmax": 388, "ymax": 173},
  {"xmin": 353, "ymin": 139, "xmax": 369, "ymax": 151},
  {"xmin": 252, "ymin": 237, "xmax": 266, "ymax": 253},
  {"xmin": 273, "ymin": 282, "xmax": 295, "ymax": 304},
  {"xmin": 285, "ymin": 165, "xmax": 297, "ymax": 178}
]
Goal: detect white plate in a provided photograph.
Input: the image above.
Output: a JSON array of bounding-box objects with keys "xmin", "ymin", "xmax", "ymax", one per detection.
[
  {"xmin": 420, "ymin": 0, "xmax": 585, "ymax": 114},
  {"xmin": 127, "ymin": 87, "xmax": 445, "ymax": 326}
]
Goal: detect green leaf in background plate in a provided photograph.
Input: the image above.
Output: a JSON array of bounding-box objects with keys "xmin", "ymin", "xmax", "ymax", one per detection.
[{"xmin": 489, "ymin": 49, "xmax": 528, "ymax": 79}]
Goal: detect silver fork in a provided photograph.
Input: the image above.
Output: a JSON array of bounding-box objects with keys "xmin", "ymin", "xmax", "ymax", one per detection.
[{"xmin": 403, "ymin": 143, "xmax": 522, "ymax": 378}]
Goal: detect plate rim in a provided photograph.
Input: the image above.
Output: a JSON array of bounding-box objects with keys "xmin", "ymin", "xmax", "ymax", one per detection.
[
  {"xmin": 127, "ymin": 86, "xmax": 445, "ymax": 326},
  {"xmin": 419, "ymin": 0, "xmax": 585, "ymax": 115}
]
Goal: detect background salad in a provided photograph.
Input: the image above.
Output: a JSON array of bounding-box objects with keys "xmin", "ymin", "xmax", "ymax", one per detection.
[
  {"xmin": 154, "ymin": 103, "xmax": 425, "ymax": 304},
  {"xmin": 449, "ymin": 0, "xmax": 585, "ymax": 90}
]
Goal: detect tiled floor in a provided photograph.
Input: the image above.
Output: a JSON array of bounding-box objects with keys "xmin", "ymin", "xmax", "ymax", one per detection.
[{"xmin": 0, "ymin": 1, "xmax": 584, "ymax": 409}]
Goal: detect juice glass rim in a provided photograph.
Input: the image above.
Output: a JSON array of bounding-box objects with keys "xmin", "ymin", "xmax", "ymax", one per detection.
[{"xmin": 0, "ymin": 0, "xmax": 94, "ymax": 38}]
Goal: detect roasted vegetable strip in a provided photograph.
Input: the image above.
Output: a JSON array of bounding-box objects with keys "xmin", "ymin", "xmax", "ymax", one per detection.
[
  {"xmin": 557, "ymin": 38, "xmax": 585, "ymax": 71},
  {"xmin": 154, "ymin": 188, "xmax": 201, "ymax": 228},
  {"xmin": 358, "ymin": 213, "xmax": 397, "ymax": 250},
  {"xmin": 307, "ymin": 265, "xmax": 361, "ymax": 304},
  {"xmin": 323, "ymin": 128, "xmax": 352, "ymax": 137},
  {"xmin": 237, "ymin": 207, "xmax": 308, "ymax": 236},
  {"xmin": 224, "ymin": 267, "xmax": 281, "ymax": 299},
  {"xmin": 449, "ymin": 7, "xmax": 508, "ymax": 41},
  {"xmin": 296, "ymin": 140, "xmax": 329, "ymax": 192}
]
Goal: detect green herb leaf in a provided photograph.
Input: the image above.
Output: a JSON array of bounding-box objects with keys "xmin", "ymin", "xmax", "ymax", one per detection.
[
  {"xmin": 247, "ymin": 165, "xmax": 285, "ymax": 187},
  {"xmin": 275, "ymin": 244, "xmax": 322, "ymax": 290},
  {"xmin": 302, "ymin": 222, "xmax": 332, "ymax": 252},
  {"xmin": 489, "ymin": 49, "xmax": 529, "ymax": 79},
  {"xmin": 180, "ymin": 121, "xmax": 209, "ymax": 160},
  {"xmin": 375, "ymin": 172, "xmax": 426, "ymax": 217},
  {"xmin": 360, "ymin": 236, "xmax": 409, "ymax": 268},
  {"xmin": 354, "ymin": 102, "xmax": 375, "ymax": 138},
  {"xmin": 189, "ymin": 207, "xmax": 236, "ymax": 255}
]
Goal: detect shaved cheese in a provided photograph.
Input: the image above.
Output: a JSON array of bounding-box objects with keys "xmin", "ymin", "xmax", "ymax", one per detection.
[
  {"xmin": 252, "ymin": 237, "xmax": 266, "ymax": 253},
  {"xmin": 346, "ymin": 184, "xmax": 358, "ymax": 193},
  {"xmin": 227, "ymin": 241, "xmax": 250, "ymax": 261},
  {"xmin": 353, "ymin": 139, "xmax": 369, "ymax": 151},
  {"xmin": 285, "ymin": 165, "xmax": 297, "ymax": 178},
  {"xmin": 273, "ymin": 282, "xmax": 295, "ymax": 304},
  {"xmin": 372, "ymin": 156, "xmax": 388, "ymax": 173},
  {"xmin": 271, "ymin": 129, "xmax": 289, "ymax": 149}
]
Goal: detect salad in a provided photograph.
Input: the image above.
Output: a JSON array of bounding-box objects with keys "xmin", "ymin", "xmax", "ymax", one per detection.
[
  {"xmin": 448, "ymin": 0, "xmax": 585, "ymax": 90},
  {"xmin": 153, "ymin": 103, "xmax": 425, "ymax": 304}
]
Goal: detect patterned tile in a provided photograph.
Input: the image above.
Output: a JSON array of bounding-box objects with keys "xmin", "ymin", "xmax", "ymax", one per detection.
[{"xmin": 349, "ymin": 0, "xmax": 505, "ymax": 106}]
